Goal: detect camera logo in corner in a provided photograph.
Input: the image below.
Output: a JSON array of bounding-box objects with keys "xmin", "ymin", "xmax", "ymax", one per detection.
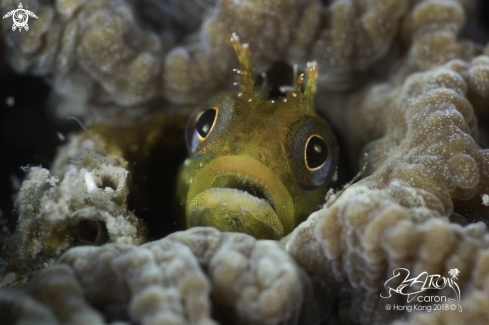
[
  {"xmin": 380, "ymin": 268, "xmax": 462, "ymax": 312},
  {"xmin": 2, "ymin": 3, "xmax": 38, "ymax": 32}
]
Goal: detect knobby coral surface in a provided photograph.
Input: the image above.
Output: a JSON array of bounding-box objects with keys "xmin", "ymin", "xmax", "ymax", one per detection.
[
  {"xmin": 0, "ymin": 228, "xmax": 333, "ymax": 325},
  {"xmin": 1, "ymin": 113, "xmax": 187, "ymax": 288},
  {"xmin": 392, "ymin": 248, "xmax": 489, "ymax": 325},
  {"xmin": 1, "ymin": 0, "xmax": 172, "ymax": 123},
  {"xmin": 0, "ymin": 0, "xmax": 416, "ymax": 123},
  {"xmin": 1, "ymin": 163, "xmax": 147, "ymax": 289},
  {"xmin": 3, "ymin": 0, "xmax": 489, "ymax": 324},
  {"xmin": 286, "ymin": 1, "xmax": 489, "ymax": 324}
]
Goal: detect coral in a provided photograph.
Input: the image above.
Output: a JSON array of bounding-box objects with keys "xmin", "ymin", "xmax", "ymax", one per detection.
[
  {"xmin": 1, "ymin": 0, "xmax": 420, "ymax": 120},
  {"xmin": 284, "ymin": 2, "xmax": 489, "ymax": 323},
  {"xmin": 166, "ymin": 228, "xmax": 334, "ymax": 324},
  {"xmin": 288, "ymin": 0, "xmax": 408, "ymax": 90},
  {"xmin": 287, "ymin": 194, "xmax": 488, "ymax": 324},
  {"xmin": 1, "ymin": 163, "xmax": 147, "ymax": 288},
  {"xmin": 388, "ymin": 248, "xmax": 489, "ymax": 325},
  {"xmin": 164, "ymin": 0, "xmax": 307, "ymax": 105},
  {"xmin": 3, "ymin": 0, "xmax": 489, "ymax": 324},
  {"xmin": 141, "ymin": 0, "xmax": 414, "ymax": 104},
  {"xmin": 54, "ymin": 113, "xmax": 188, "ymax": 237},
  {"xmin": 0, "ymin": 113, "xmax": 189, "ymax": 288},
  {"xmin": 0, "ymin": 264, "xmax": 109, "ymax": 324},
  {"xmin": 321, "ymin": 0, "xmax": 486, "ymax": 166},
  {"xmin": 0, "ymin": 227, "xmax": 333, "ymax": 325},
  {"xmin": 393, "ymin": 0, "xmax": 483, "ymax": 84},
  {"xmin": 1, "ymin": 0, "xmax": 172, "ymax": 123}
]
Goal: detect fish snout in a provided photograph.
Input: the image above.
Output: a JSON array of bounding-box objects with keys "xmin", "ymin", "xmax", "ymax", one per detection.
[{"xmin": 186, "ymin": 156, "xmax": 294, "ymax": 239}]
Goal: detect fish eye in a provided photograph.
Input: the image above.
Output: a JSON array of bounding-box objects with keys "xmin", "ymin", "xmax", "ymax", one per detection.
[
  {"xmin": 290, "ymin": 117, "xmax": 338, "ymax": 189},
  {"xmin": 196, "ymin": 108, "xmax": 217, "ymax": 139},
  {"xmin": 305, "ymin": 135, "xmax": 328, "ymax": 170},
  {"xmin": 186, "ymin": 105, "xmax": 222, "ymax": 155}
]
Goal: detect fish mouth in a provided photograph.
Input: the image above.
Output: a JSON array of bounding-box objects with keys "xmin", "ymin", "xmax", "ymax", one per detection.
[
  {"xmin": 186, "ymin": 156, "xmax": 294, "ymax": 239},
  {"xmin": 212, "ymin": 176, "xmax": 276, "ymax": 212}
]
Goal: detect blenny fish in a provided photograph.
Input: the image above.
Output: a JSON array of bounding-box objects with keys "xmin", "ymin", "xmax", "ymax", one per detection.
[{"xmin": 176, "ymin": 34, "xmax": 338, "ymax": 239}]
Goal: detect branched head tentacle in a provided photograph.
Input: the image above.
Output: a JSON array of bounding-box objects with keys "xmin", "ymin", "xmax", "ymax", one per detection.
[
  {"xmin": 285, "ymin": 61, "xmax": 318, "ymax": 111},
  {"xmin": 304, "ymin": 61, "xmax": 318, "ymax": 112},
  {"xmin": 230, "ymin": 35, "xmax": 318, "ymax": 112},
  {"xmin": 296, "ymin": 73, "xmax": 304, "ymax": 94},
  {"xmin": 231, "ymin": 34, "xmax": 255, "ymax": 92},
  {"xmin": 286, "ymin": 73, "xmax": 303, "ymax": 106},
  {"xmin": 292, "ymin": 64, "xmax": 298, "ymax": 87},
  {"xmin": 231, "ymin": 33, "xmax": 267, "ymax": 104}
]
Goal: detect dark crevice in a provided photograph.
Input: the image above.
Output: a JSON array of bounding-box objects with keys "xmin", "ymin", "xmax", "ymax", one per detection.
[
  {"xmin": 76, "ymin": 219, "xmax": 109, "ymax": 246},
  {"xmin": 449, "ymin": 207, "xmax": 489, "ymax": 228},
  {"xmin": 99, "ymin": 175, "xmax": 118, "ymax": 191},
  {"xmin": 256, "ymin": 61, "xmax": 294, "ymax": 99}
]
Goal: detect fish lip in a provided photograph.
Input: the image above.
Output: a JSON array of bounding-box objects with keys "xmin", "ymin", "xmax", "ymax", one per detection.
[
  {"xmin": 188, "ymin": 187, "xmax": 283, "ymax": 239},
  {"xmin": 187, "ymin": 155, "xmax": 295, "ymax": 234},
  {"xmin": 209, "ymin": 175, "xmax": 277, "ymax": 213}
]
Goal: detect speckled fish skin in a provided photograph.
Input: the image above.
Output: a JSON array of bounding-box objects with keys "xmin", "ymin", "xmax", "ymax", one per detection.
[{"xmin": 177, "ymin": 35, "xmax": 338, "ymax": 240}]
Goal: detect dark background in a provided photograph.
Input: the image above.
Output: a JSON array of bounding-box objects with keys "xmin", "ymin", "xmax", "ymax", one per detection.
[{"xmin": 0, "ymin": 43, "xmax": 63, "ymax": 236}]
